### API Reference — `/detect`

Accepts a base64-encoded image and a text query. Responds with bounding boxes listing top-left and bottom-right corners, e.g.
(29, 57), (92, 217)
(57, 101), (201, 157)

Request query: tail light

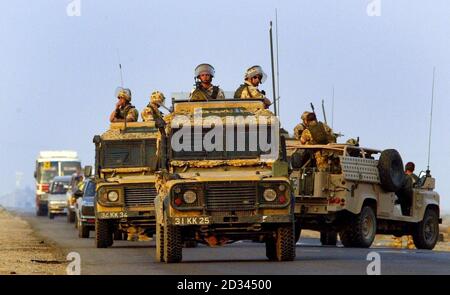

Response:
(41, 183), (50, 193)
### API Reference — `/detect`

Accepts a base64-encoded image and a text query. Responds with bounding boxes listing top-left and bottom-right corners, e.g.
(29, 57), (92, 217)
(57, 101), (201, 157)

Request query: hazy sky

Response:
(1, 0), (449, 211)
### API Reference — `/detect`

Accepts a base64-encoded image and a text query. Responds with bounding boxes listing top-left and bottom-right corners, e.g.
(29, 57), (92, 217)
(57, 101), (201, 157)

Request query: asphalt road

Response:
(21, 213), (450, 275)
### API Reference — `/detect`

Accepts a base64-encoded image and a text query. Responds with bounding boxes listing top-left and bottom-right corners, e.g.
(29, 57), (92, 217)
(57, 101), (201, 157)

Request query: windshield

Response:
(37, 162), (58, 183)
(61, 161), (81, 176)
(170, 125), (275, 161)
(50, 181), (69, 194)
(101, 139), (157, 169)
(84, 181), (96, 197)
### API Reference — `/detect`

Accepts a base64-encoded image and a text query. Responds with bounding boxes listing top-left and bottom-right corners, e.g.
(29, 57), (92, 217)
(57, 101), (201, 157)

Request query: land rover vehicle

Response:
(287, 141), (441, 249)
(75, 177), (96, 238)
(47, 175), (72, 219)
(92, 121), (161, 248)
(155, 98), (295, 263)
(34, 151), (81, 216)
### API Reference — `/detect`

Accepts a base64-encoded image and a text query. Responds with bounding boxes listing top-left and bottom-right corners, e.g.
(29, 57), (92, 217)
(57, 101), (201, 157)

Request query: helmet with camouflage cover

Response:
(244, 65), (267, 83)
(346, 138), (359, 146)
(115, 87), (132, 102)
(301, 111), (311, 122)
(194, 63), (215, 78)
(150, 91), (165, 106)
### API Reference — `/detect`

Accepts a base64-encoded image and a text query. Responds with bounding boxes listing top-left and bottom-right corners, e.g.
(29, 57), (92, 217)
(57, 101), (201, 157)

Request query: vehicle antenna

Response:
(117, 49), (124, 87)
(275, 9), (281, 117)
(331, 85), (335, 129)
(269, 21), (277, 116)
(426, 67), (436, 176)
(321, 99), (328, 124)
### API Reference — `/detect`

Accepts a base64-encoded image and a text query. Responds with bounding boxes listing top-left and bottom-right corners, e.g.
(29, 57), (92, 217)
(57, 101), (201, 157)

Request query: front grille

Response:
(205, 182), (257, 211)
(81, 205), (94, 216)
(124, 186), (157, 207)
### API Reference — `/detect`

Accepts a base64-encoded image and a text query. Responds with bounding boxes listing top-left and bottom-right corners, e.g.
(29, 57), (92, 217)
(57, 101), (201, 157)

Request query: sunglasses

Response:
(252, 75), (262, 80)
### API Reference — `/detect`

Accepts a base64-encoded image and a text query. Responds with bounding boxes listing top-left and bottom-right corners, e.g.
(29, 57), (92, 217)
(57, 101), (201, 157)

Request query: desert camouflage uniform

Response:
(190, 84), (225, 101)
(301, 121), (335, 171)
(112, 104), (139, 122)
(141, 104), (163, 122)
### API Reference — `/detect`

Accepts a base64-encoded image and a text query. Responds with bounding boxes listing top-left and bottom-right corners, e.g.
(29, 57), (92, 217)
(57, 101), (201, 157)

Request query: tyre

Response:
(294, 222), (302, 243)
(320, 231), (337, 246)
(413, 208), (439, 250)
(78, 222), (90, 239)
(67, 209), (75, 223)
(265, 223), (296, 261)
(163, 213), (182, 263)
(340, 206), (376, 248)
(114, 228), (123, 240)
(48, 212), (55, 219)
(155, 222), (165, 262)
(96, 219), (112, 248)
(377, 149), (405, 192)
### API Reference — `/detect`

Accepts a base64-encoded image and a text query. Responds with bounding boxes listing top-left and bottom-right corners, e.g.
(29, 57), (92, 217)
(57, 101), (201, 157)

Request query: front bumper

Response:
(168, 214), (293, 226)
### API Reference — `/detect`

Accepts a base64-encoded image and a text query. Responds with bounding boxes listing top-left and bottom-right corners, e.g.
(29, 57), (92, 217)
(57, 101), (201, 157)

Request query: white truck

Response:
(34, 151), (81, 216)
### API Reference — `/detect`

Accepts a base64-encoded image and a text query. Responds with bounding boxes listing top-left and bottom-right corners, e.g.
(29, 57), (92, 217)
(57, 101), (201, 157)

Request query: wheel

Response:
(114, 228), (123, 240)
(78, 221), (90, 238)
(320, 231), (337, 246)
(36, 205), (46, 216)
(163, 213), (182, 263)
(67, 209), (75, 223)
(155, 222), (165, 262)
(413, 208), (439, 250)
(48, 212), (54, 219)
(265, 223), (296, 261)
(340, 206), (376, 248)
(377, 149), (405, 192)
(96, 219), (113, 248)
(294, 222), (302, 243)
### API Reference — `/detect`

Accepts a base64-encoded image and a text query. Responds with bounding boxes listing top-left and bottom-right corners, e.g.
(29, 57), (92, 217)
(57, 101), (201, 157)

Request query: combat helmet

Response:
(245, 65), (267, 83)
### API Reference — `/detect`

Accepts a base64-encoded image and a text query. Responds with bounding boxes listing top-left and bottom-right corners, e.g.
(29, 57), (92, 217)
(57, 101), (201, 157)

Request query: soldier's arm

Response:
(110, 109), (119, 122)
(217, 89), (226, 99)
(126, 109), (139, 122)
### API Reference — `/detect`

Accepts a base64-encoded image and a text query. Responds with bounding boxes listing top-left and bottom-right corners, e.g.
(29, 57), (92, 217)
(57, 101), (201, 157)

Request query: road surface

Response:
(21, 213), (450, 275)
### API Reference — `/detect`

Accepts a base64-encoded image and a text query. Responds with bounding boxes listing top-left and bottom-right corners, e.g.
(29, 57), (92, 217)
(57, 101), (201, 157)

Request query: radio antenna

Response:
(331, 85), (335, 128)
(275, 9), (280, 117)
(269, 21), (277, 116)
(426, 67), (436, 175)
(117, 49), (124, 87)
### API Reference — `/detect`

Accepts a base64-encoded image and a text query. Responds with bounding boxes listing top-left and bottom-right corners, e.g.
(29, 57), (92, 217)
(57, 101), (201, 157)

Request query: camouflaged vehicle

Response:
(91, 121), (161, 248)
(286, 141), (441, 249)
(154, 98), (295, 263)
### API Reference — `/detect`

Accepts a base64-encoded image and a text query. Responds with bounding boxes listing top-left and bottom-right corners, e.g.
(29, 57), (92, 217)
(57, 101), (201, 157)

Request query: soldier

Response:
(405, 162), (419, 184)
(293, 111), (311, 139)
(300, 112), (336, 145)
(300, 112), (336, 171)
(189, 63), (225, 101)
(141, 91), (166, 128)
(234, 65), (271, 108)
(109, 87), (139, 123)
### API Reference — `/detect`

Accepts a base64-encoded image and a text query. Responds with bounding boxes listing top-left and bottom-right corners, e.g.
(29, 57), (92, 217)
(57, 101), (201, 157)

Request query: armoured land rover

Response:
(154, 98), (295, 263)
(91, 121), (161, 248)
(286, 141), (441, 249)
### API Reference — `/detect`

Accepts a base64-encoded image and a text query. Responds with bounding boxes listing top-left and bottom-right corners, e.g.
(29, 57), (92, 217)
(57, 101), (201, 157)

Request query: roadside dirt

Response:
(0, 207), (66, 275)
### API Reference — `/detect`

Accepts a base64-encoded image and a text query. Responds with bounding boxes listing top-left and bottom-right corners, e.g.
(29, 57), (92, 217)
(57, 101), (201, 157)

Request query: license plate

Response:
(173, 216), (210, 225)
(99, 212), (128, 219)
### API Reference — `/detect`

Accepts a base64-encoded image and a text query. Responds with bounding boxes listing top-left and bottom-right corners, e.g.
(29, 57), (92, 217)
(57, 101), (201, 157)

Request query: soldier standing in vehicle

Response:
(109, 87), (139, 122)
(141, 91), (166, 128)
(190, 63), (225, 101)
(293, 111), (311, 139)
(405, 162), (419, 185)
(234, 65), (271, 108)
(300, 112), (336, 171)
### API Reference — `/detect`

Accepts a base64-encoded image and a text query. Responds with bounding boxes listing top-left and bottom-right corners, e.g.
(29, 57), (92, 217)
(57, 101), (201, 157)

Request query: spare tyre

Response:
(377, 149), (405, 192)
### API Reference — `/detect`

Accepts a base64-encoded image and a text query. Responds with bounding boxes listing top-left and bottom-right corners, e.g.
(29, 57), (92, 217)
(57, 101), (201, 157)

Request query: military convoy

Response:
(89, 121), (161, 247)
(286, 141), (441, 249)
(78, 92), (441, 262)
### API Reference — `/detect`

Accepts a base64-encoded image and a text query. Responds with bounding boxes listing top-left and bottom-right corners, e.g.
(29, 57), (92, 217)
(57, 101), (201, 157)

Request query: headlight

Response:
(183, 190), (197, 204)
(107, 191), (119, 202)
(278, 184), (286, 192)
(263, 188), (277, 202)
